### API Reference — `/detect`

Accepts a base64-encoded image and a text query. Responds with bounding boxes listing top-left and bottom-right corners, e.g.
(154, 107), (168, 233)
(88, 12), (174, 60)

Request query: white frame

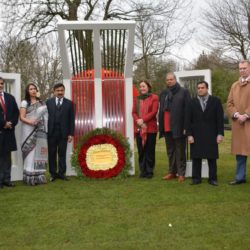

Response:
(58, 21), (136, 175)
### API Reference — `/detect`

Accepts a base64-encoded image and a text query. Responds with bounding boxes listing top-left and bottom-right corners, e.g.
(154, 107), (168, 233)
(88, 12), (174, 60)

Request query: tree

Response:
(133, 0), (193, 78)
(133, 56), (177, 95)
(204, 0), (250, 60)
(0, 36), (62, 99)
(0, 0), (193, 67)
(193, 50), (238, 103)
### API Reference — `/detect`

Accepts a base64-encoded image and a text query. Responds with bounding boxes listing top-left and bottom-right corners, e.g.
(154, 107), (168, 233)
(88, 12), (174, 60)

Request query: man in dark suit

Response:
(159, 72), (191, 183)
(46, 83), (75, 181)
(0, 77), (19, 189)
(186, 81), (224, 186)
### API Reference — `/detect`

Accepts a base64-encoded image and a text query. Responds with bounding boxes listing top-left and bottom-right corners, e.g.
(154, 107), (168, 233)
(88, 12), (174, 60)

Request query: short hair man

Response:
(186, 81), (224, 186)
(227, 60), (250, 185)
(158, 72), (191, 182)
(46, 83), (75, 181)
(0, 77), (19, 189)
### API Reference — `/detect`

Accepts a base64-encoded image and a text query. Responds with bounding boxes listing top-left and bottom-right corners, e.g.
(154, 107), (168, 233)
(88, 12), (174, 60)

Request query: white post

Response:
(93, 28), (103, 128)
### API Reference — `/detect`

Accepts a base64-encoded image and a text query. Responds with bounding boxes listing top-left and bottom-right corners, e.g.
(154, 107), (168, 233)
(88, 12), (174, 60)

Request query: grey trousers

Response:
(0, 152), (11, 184)
(164, 132), (186, 176)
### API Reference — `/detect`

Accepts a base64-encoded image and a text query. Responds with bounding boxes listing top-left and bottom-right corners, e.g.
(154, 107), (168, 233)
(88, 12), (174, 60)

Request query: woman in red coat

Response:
(132, 80), (159, 178)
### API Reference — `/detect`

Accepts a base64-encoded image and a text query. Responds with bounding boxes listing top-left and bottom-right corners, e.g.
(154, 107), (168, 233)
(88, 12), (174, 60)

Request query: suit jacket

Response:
(186, 95), (224, 159)
(0, 92), (19, 154)
(46, 97), (75, 138)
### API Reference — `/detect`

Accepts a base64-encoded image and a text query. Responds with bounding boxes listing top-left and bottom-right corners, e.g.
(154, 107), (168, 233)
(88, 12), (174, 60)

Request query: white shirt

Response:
(56, 97), (63, 105)
(0, 92), (5, 103)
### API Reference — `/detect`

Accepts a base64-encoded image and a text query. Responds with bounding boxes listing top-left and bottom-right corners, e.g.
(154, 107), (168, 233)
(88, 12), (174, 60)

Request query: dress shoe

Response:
(59, 175), (69, 181)
(190, 181), (201, 185)
(229, 180), (246, 185)
(178, 176), (185, 183)
(50, 176), (57, 182)
(162, 173), (177, 180)
(3, 182), (15, 187)
(208, 180), (218, 186)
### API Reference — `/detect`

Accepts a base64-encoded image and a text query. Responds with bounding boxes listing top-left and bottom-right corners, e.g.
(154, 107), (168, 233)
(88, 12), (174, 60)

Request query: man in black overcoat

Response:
(0, 77), (19, 189)
(159, 72), (191, 182)
(186, 81), (224, 186)
(46, 83), (75, 181)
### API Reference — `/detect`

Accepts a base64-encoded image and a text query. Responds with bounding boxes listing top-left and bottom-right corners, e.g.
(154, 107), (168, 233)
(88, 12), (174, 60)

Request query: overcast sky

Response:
(0, 0), (211, 67)
(173, 0), (212, 67)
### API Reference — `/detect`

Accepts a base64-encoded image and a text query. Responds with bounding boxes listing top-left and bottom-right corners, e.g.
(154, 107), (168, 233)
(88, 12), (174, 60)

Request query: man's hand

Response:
(238, 114), (247, 124)
(217, 135), (223, 144)
(68, 135), (73, 143)
(4, 121), (12, 129)
(188, 136), (194, 144)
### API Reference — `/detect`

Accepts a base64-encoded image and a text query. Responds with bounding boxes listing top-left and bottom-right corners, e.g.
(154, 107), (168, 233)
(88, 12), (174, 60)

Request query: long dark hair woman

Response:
(132, 80), (159, 178)
(20, 83), (48, 185)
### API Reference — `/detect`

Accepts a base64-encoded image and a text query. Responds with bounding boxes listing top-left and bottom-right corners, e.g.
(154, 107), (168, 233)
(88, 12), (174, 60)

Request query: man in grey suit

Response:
(0, 77), (19, 189)
(46, 83), (75, 181)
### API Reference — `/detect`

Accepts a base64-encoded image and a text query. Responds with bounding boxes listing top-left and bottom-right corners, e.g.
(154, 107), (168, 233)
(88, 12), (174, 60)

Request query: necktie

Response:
(201, 97), (206, 111)
(57, 98), (62, 109)
(0, 92), (6, 117)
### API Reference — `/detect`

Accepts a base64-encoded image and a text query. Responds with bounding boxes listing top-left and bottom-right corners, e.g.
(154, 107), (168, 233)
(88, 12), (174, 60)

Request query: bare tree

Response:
(0, 0), (193, 65)
(134, 0), (193, 78)
(204, 0), (250, 60)
(0, 35), (62, 100)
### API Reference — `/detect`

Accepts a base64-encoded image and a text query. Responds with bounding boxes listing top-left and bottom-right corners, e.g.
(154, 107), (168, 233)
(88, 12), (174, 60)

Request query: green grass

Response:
(1, 131), (250, 250)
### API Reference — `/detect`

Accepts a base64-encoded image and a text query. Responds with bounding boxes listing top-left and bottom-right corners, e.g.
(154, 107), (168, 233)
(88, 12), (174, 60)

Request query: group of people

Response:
(0, 60), (249, 188)
(133, 60), (250, 186)
(0, 81), (75, 188)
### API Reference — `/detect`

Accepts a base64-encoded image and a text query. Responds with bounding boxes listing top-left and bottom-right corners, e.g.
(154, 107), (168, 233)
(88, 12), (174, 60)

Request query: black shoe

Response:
(50, 176), (57, 182)
(208, 180), (218, 186)
(229, 180), (246, 185)
(59, 175), (69, 181)
(0, 185), (3, 189)
(3, 182), (15, 187)
(190, 181), (201, 185)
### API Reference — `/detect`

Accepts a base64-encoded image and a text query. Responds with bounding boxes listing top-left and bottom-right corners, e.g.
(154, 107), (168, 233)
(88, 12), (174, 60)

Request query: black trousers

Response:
(136, 133), (157, 177)
(48, 135), (68, 178)
(192, 158), (217, 183)
(0, 152), (11, 184)
(164, 132), (186, 176)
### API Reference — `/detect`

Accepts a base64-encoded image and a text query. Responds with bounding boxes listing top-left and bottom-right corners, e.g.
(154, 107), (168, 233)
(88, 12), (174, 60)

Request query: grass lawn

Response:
(0, 131), (250, 250)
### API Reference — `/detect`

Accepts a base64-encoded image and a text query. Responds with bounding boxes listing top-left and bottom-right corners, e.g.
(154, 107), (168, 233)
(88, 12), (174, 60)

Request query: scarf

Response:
(163, 83), (181, 111)
(136, 93), (152, 147)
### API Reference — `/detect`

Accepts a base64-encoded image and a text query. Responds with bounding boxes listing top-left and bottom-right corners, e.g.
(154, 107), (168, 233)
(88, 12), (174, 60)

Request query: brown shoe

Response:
(178, 176), (185, 183)
(162, 174), (177, 180)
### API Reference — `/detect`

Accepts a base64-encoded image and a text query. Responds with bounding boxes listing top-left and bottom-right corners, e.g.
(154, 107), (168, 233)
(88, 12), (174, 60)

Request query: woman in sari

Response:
(20, 83), (48, 185)
(132, 80), (159, 178)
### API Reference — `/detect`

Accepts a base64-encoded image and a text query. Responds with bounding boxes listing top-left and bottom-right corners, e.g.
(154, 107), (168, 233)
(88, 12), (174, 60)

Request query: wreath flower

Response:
(71, 128), (132, 178)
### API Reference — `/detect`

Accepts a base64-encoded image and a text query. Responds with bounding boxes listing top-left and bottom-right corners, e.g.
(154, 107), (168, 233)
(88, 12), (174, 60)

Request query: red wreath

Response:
(78, 134), (126, 178)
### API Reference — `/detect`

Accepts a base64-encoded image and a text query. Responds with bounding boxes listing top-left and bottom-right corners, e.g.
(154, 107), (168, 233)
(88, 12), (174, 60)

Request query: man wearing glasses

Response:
(0, 77), (19, 189)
